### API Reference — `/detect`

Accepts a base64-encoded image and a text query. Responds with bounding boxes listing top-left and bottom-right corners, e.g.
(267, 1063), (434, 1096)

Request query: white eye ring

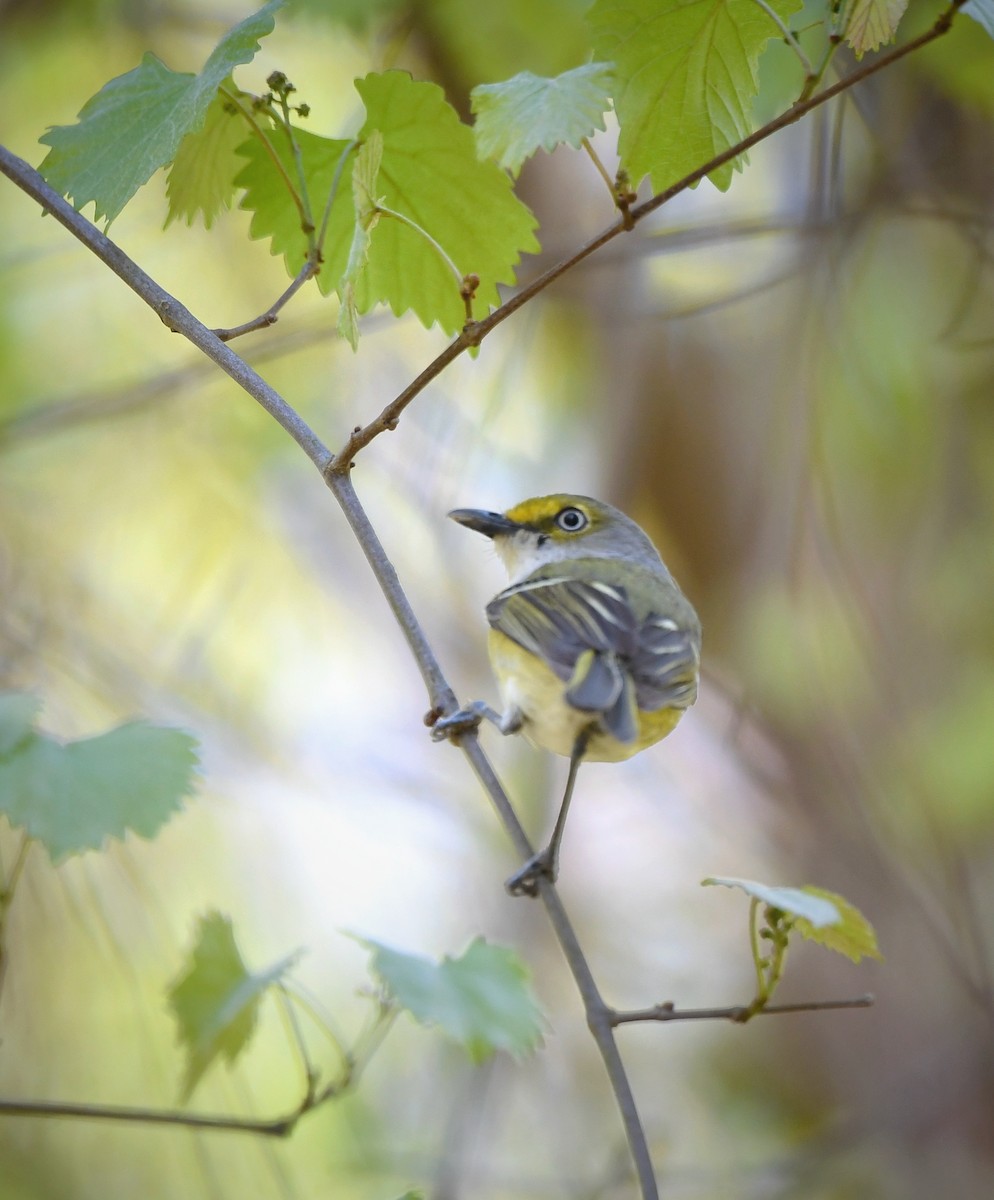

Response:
(556, 507), (588, 533)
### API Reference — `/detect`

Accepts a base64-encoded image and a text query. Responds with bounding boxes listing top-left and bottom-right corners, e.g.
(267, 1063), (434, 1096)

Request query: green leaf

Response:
(234, 129), (357, 292)
(169, 912), (298, 1100)
(38, 0), (283, 224)
(471, 63), (614, 176)
(360, 935), (544, 1063)
(352, 71), (539, 333)
(703, 876), (842, 928)
(962, 0), (994, 39)
(337, 131), (384, 348)
(793, 886), (883, 963)
(165, 84), (253, 229)
(0, 693), (42, 757)
(588, 0), (803, 193)
(843, 0), (909, 56)
(0, 720), (198, 862)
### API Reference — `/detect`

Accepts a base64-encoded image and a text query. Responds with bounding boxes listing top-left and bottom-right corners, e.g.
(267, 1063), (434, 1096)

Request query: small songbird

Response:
(435, 493), (701, 894)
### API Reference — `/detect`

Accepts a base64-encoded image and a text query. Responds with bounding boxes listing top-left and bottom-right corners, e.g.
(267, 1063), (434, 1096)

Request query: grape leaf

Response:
(169, 912), (299, 1100)
(703, 876), (842, 928)
(338, 131), (384, 348)
(234, 129), (357, 293)
(962, 0), (994, 38)
(471, 63), (614, 176)
(360, 935), (544, 1063)
(0, 720), (198, 862)
(588, 0), (802, 193)
(843, 0), (909, 56)
(793, 886), (883, 963)
(38, 0), (283, 224)
(0, 692), (42, 756)
(352, 71), (540, 333)
(165, 84), (254, 229)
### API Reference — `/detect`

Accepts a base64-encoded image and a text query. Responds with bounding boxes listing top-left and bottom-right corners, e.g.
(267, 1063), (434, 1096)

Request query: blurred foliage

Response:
(2, 1), (994, 1199)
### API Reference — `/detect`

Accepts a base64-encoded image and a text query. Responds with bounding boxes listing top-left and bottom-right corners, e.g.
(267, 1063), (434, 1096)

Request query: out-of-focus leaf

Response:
(793, 887), (883, 963)
(360, 935), (544, 1063)
(703, 876), (841, 927)
(169, 912), (299, 1100)
(0, 721), (198, 862)
(588, 0), (802, 192)
(0, 693), (42, 757)
(471, 63), (613, 175)
(843, 0), (909, 56)
(38, 0), (283, 223)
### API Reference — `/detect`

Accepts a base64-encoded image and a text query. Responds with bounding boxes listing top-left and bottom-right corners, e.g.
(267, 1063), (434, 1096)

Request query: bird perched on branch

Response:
(434, 493), (701, 895)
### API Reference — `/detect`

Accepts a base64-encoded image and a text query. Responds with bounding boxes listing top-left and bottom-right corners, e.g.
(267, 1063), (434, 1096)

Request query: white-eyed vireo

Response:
(436, 493), (701, 894)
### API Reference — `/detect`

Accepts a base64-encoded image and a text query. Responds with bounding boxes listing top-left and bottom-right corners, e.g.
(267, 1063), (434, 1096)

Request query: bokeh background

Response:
(2, 1), (994, 1197)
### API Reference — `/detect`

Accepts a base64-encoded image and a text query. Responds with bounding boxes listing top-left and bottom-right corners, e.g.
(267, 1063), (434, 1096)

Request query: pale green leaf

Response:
(361, 935), (544, 1062)
(165, 84), (253, 228)
(471, 63), (613, 176)
(234, 129), (357, 293)
(38, 0), (283, 223)
(843, 0), (909, 56)
(962, 0), (994, 39)
(588, 0), (803, 192)
(0, 693), (42, 757)
(0, 721), (198, 862)
(703, 876), (842, 928)
(352, 71), (540, 333)
(337, 131), (383, 348)
(169, 912), (298, 1100)
(793, 886), (883, 963)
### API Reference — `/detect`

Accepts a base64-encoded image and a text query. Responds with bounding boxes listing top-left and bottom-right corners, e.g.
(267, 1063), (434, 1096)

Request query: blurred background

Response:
(2, 0), (994, 1197)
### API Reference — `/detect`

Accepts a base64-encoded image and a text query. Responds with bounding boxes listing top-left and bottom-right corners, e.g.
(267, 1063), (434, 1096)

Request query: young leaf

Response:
(235, 129), (357, 291)
(792, 886), (883, 963)
(352, 71), (540, 334)
(0, 692), (42, 756)
(38, 0), (283, 224)
(471, 63), (614, 176)
(703, 876), (842, 928)
(588, 0), (803, 193)
(165, 84), (254, 228)
(0, 720), (198, 862)
(338, 131), (384, 348)
(169, 912), (299, 1100)
(360, 935), (544, 1063)
(842, 0), (909, 56)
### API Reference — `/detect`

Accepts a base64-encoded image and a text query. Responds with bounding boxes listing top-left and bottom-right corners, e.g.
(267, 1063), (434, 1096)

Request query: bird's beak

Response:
(448, 508), (521, 539)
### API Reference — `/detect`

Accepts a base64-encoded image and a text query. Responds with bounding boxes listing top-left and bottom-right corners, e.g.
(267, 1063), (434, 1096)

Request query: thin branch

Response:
(327, 0), (967, 470)
(0, 1097), (300, 1137)
(610, 995), (875, 1025)
(746, 0), (814, 78)
(213, 261), (318, 341)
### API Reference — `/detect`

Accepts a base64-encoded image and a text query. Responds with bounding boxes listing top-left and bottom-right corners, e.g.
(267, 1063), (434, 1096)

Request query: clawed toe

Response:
(430, 706), (484, 742)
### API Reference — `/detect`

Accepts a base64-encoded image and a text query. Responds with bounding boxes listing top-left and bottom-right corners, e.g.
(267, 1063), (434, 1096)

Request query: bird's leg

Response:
(505, 730), (590, 898)
(430, 700), (523, 742)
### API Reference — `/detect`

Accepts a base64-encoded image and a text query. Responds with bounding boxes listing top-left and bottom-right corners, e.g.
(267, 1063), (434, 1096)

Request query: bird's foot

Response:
(429, 700), (493, 742)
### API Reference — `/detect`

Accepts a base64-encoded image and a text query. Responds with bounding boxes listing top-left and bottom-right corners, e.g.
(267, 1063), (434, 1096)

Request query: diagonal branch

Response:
(328, 0), (967, 473)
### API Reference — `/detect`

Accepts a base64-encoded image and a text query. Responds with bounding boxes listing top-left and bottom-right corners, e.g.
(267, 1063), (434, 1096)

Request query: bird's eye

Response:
(555, 506), (588, 533)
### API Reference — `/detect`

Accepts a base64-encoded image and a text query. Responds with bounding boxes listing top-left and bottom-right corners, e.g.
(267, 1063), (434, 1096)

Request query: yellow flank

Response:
(487, 628), (685, 763)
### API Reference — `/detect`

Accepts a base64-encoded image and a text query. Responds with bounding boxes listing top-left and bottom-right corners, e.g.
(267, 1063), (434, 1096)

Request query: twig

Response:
(213, 261), (318, 341)
(327, 0), (967, 471)
(610, 994), (875, 1025)
(0, 1097), (301, 1136)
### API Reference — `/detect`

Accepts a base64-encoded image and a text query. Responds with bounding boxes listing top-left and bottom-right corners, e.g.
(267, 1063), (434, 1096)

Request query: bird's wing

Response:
(486, 575), (698, 741)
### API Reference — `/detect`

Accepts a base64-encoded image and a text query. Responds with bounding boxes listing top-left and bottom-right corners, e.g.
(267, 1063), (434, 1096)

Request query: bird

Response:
(434, 493), (701, 895)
